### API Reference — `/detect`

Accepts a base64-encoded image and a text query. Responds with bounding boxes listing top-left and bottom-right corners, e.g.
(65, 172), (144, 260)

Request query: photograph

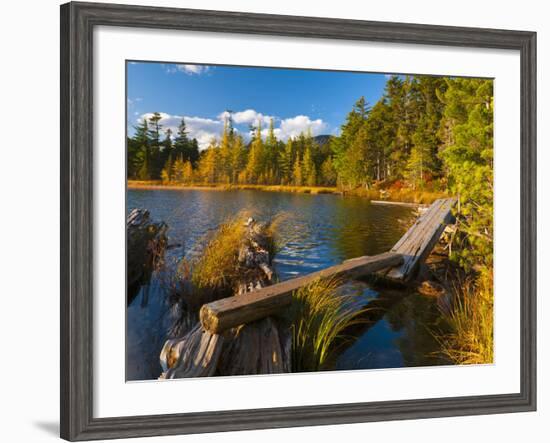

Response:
(125, 61), (494, 381)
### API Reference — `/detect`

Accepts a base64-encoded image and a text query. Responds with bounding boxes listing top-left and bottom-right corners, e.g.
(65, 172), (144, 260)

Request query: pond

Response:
(126, 188), (448, 381)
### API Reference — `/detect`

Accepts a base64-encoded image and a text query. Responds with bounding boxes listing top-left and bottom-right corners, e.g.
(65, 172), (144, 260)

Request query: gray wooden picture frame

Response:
(60, 2), (537, 441)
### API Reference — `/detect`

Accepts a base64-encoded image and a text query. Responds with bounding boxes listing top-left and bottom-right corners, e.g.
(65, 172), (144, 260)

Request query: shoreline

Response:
(127, 181), (448, 204)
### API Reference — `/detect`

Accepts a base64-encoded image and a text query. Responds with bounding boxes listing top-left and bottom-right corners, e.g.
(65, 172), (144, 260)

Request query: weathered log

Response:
(160, 323), (224, 379)
(160, 217), (289, 378)
(370, 200), (428, 208)
(127, 208), (168, 305)
(200, 251), (403, 334)
(378, 198), (456, 282)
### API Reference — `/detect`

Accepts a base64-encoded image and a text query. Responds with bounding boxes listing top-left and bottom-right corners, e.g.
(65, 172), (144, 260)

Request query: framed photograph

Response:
(60, 1), (536, 441)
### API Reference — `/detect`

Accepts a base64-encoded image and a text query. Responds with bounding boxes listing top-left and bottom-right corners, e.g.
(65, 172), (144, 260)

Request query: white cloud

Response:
(163, 64), (210, 75)
(218, 109), (275, 127)
(276, 115), (327, 140)
(137, 109), (329, 149)
(138, 112), (222, 149)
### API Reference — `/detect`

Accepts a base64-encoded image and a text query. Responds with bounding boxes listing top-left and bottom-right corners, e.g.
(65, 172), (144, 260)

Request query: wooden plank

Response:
(200, 251), (403, 333)
(384, 198), (456, 281)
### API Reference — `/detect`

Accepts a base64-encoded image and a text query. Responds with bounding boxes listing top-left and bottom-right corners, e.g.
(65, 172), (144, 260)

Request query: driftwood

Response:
(158, 199), (457, 377)
(378, 198), (456, 282)
(127, 208), (168, 305)
(200, 252), (403, 334)
(159, 217), (288, 378)
(159, 323), (224, 378)
(370, 200), (428, 208)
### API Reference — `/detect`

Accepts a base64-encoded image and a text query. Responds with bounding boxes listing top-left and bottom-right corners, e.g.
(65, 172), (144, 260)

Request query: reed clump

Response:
(289, 277), (367, 372)
(170, 211), (281, 326)
(190, 216), (248, 293)
(439, 271), (493, 365)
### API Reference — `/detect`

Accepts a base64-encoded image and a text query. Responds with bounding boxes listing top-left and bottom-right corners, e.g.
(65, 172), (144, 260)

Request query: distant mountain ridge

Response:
(313, 135), (333, 146)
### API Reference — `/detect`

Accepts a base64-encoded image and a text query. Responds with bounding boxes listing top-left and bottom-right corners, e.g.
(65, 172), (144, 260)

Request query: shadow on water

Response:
(334, 281), (450, 371)
(126, 189), (446, 380)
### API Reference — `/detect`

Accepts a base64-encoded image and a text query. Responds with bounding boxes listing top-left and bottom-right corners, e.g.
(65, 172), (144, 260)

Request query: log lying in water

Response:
(160, 217), (289, 378)
(377, 198), (456, 282)
(200, 251), (403, 334)
(370, 200), (428, 208)
(127, 208), (168, 305)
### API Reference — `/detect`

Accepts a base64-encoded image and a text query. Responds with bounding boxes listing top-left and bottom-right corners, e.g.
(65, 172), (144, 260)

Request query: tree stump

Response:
(127, 208), (168, 305)
(159, 217), (290, 378)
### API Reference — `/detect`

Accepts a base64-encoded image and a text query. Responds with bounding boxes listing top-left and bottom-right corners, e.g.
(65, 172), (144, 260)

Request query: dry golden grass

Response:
(190, 215), (248, 292)
(128, 180), (447, 204)
(439, 271), (494, 365)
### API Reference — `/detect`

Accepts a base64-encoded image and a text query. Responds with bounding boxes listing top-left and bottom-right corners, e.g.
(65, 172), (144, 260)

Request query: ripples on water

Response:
(126, 189), (447, 380)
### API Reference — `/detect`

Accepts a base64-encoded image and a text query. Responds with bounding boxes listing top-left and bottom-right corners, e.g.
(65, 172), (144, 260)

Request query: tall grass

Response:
(289, 277), (367, 372)
(190, 215), (248, 293)
(171, 210), (282, 319)
(439, 271), (493, 365)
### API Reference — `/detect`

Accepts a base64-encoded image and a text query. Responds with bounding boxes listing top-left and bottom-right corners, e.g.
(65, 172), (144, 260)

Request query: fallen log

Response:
(370, 200), (428, 208)
(200, 251), (403, 334)
(378, 198), (456, 282)
(160, 217), (289, 378)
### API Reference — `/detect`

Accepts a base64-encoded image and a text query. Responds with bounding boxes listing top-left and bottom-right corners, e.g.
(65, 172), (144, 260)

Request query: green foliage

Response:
(439, 78), (493, 269)
(302, 146), (317, 186)
(127, 80), (493, 272)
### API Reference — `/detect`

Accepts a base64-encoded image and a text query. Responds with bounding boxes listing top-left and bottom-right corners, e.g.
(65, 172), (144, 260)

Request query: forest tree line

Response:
(128, 75), (491, 191)
(128, 75), (493, 268)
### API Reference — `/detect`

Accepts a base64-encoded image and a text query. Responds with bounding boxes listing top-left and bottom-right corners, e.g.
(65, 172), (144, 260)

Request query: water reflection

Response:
(126, 189), (447, 380)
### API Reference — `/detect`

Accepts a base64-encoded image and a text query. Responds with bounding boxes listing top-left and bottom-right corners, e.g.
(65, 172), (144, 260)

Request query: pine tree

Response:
(264, 118), (280, 183)
(198, 141), (220, 183)
(161, 155), (173, 183)
(219, 117), (233, 183)
(292, 155), (302, 186)
(146, 112), (163, 179)
(174, 117), (200, 166)
(302, 146), (316, 186)
(320, 157), (337, 186)
(439, 78), (493, 269)
(231, 136), (246, 184)
(279, 139), (294, 185)
(130, 117), (150, 179)
(332, 97), (371, 187)
(136, 145), (151, 180)
(245, 121), (264, 183)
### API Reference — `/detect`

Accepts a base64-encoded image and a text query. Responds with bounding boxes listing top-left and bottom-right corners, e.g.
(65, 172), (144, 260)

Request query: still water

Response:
(127, 188), (447, 380)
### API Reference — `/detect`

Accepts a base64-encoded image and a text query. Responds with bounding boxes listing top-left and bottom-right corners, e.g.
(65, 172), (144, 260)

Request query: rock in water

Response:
(127, 208), (168, 305)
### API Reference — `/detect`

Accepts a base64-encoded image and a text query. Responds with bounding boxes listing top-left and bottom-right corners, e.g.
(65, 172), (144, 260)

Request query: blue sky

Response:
(127, 61), (389, 149)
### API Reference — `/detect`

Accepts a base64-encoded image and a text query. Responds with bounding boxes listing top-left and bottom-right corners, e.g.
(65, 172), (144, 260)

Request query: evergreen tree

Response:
(174, 118), (199, 165)
(146, 112), (163, 179)
(198, 140), (220, 183)
(279, 139), (294, 185)
(231, 135), (247, 184)
(320, 157), (337, 186)
(219, 117), (233, 183)
(332, 97), (371, 188)
(130, 117), (151, 180)
(302, 146), (316, 186)
(439, 78), (493, 269)
(245, 121), (264, 183)
(292, 155), (303, 186)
